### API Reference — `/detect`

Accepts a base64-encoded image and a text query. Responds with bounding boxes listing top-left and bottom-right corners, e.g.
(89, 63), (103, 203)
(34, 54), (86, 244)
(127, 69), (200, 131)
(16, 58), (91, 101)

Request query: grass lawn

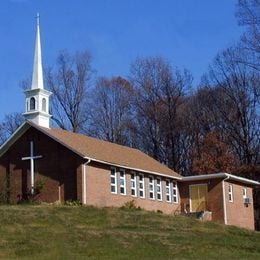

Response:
(0, 205), (259, 259)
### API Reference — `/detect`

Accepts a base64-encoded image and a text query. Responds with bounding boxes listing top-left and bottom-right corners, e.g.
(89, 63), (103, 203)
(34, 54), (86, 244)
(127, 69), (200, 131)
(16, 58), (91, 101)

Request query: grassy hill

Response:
(0, 205), (259, 259)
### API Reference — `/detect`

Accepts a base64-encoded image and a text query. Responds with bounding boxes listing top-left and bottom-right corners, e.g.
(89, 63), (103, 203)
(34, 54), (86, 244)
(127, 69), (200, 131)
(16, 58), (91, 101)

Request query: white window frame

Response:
(139, 173), (145, 198)
(242, 187), (247, 199)
(110, 167), (117, 194)
(149, 175), (155, 200)
(119, 169), (126, 195)
(172, 182), (179, 204)
(228, 184), (233, 202)
(156, 177), (162, 201)
(165, 179), (171, 203)
(131, 172), (137, 197)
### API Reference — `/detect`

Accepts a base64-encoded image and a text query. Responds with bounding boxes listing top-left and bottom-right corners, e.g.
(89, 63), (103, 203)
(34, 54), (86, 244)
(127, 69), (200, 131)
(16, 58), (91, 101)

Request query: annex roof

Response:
(181, 172), (260, 186)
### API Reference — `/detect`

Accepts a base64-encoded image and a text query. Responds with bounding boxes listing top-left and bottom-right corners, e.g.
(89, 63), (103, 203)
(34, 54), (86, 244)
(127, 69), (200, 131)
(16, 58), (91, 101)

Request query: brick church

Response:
(0, 15), (259, 230)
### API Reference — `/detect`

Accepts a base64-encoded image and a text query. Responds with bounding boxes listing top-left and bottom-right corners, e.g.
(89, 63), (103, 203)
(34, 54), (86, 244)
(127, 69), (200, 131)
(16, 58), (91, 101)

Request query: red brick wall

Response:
(85, 162), (180, 214)
(225, 180), (255, 230)
(0, 127), (83, 203)
(179, 179), (225, 223)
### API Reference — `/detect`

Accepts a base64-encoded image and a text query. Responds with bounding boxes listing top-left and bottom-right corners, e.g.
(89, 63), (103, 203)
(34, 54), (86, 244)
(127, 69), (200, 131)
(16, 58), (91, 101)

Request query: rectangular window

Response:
(149, 176), (155, 200)
(156, 178), (162, 201)
(139, 174), (145, 198)
(119, 169), (126, 195)
(165, 180), (171, 202)
(242, 187), (247, 199)
(172, 182), (179, 203)
(228, 184), (233, 202)
(110, 168), (117, 194)
(131, 172), (137, 197)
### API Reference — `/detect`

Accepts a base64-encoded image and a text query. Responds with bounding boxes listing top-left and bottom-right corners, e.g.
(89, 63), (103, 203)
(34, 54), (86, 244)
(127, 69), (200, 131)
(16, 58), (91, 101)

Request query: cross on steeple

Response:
(21, 141), (43, 194)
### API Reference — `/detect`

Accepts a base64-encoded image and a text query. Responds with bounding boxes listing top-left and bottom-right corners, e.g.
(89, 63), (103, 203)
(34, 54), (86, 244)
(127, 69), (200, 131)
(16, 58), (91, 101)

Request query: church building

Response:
(0, 15), (259, 230)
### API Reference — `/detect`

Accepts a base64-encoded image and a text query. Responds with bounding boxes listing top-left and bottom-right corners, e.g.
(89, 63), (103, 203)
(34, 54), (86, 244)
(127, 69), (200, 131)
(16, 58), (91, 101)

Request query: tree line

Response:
(0, 0), (259, 178)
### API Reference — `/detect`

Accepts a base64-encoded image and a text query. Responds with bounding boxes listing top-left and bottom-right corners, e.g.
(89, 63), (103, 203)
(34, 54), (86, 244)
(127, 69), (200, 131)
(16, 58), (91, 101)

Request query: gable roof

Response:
(0, 121), (181, 179)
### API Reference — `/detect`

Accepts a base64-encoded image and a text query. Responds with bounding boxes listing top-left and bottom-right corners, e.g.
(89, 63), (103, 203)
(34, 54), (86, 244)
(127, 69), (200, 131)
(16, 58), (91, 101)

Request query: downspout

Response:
(82, 159), (91, 205)
(222, 175), (230, 225)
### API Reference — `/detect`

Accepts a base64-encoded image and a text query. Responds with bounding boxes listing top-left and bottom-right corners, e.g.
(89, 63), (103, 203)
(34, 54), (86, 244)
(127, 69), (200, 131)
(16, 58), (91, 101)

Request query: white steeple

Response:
(23, 13), (52, 128)
(31, 13), (44, 90)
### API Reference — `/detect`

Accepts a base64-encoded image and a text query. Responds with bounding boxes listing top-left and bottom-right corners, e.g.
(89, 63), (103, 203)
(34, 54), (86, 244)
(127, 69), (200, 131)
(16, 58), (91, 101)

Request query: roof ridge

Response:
(49, 128), (178, 172)
(49, 127), (144, 153)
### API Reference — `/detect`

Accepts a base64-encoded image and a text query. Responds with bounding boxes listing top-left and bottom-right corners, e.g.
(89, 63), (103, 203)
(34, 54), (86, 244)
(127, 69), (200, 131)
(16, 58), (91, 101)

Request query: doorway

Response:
(189, 184), (208, 212)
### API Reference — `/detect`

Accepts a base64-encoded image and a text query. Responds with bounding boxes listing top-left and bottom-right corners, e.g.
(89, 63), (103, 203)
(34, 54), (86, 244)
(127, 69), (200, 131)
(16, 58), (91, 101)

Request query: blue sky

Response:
(0, 0), (243, 120)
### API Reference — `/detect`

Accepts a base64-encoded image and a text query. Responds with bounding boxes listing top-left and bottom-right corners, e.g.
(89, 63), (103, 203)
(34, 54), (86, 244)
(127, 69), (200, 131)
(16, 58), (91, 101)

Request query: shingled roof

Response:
(0, 121), (180, 179)
(42, 126), (181, 179)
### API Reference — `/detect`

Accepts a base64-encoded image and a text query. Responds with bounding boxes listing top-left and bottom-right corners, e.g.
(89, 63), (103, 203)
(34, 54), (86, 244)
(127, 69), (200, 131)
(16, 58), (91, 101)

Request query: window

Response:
(165, 180), (171, 202)
(139, 174), (145, 198)
(149, 176), (155, 200)
(42, 98), (47, 112)
(242, 187), (247, 199)
(30, 97), (36, 110)
(172, 182), (179, 203)
(156, 178), (162, 201)
(228, 184), (233, 202)
(110, 168), (117, 194)
(119, 169), (126, 195)
(131, 173), (137, 197)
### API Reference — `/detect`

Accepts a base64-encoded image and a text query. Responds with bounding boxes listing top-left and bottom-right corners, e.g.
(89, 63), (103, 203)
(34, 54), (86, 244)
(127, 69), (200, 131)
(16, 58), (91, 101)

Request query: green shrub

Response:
(18, 178), (46, 204)
(64, 200), (82, 206)
(120, 200), (141, 210)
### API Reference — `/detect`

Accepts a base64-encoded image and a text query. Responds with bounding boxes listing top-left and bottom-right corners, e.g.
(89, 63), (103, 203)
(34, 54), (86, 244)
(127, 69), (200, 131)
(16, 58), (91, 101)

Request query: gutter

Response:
(181, 172), (260, 186)
(181, 173), (227, 181)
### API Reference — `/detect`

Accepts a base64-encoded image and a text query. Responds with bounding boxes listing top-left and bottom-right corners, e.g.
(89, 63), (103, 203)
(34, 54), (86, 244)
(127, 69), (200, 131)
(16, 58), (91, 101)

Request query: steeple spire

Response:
(23, 14), (52, 128)
(31, 12), (43, 89)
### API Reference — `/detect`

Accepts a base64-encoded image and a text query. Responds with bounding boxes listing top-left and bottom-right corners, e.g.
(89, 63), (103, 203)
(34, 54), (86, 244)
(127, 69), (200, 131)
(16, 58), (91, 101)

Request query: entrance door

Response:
(189, 184), (208, 212)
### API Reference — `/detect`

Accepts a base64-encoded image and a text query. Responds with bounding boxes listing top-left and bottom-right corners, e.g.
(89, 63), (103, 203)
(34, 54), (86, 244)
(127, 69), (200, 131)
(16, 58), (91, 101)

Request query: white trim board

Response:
(181, 173), (260, 186)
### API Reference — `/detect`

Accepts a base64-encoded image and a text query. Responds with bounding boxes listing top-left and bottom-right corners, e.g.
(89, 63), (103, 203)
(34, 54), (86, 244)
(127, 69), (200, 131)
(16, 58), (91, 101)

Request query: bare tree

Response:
(207, 47), (260, 168)
(236, 0), (260, 71)
(130, 57), (192, 173)
(88, 76), (135, 146)
(0, 113), (24, 145)
(130, 57), (170, 161)
(46, 50), (93, 132)
(157, 68), (192, 172)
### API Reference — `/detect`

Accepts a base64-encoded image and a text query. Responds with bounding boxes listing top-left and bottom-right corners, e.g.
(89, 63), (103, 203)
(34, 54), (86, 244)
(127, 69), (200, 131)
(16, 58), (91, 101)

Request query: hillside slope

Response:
(0, 205), (259, 259)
